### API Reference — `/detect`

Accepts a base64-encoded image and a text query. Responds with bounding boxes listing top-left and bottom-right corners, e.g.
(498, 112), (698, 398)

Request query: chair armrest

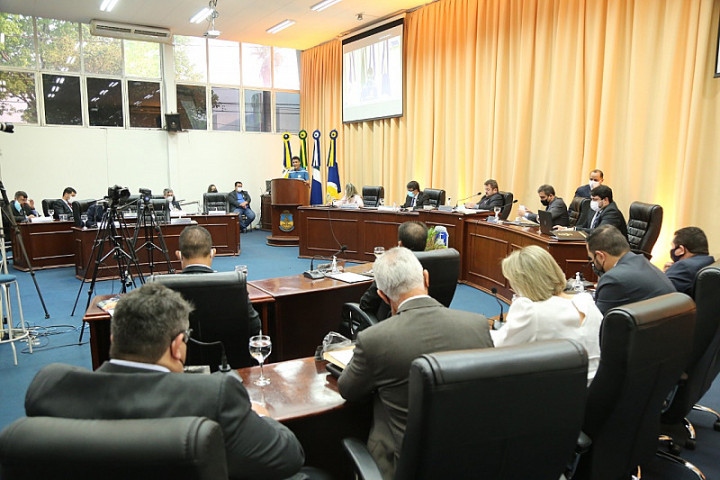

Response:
(566, 431), (592, 479)
(342, 437), (384, 480)
(341, 303), (379, 339)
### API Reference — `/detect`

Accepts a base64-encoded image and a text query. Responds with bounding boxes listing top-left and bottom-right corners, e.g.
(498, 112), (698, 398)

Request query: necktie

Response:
(590, 211), (600, 229)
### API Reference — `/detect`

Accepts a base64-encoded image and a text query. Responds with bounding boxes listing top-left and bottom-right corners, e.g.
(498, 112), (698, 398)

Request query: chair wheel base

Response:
(684, 438), (696, 450)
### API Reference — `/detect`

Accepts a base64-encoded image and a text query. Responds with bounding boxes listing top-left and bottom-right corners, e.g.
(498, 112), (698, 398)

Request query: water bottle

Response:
(435, 226), (449, 247)
(573, 272), (584, 293)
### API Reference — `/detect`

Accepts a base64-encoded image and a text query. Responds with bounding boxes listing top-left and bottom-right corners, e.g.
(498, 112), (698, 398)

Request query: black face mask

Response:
(591, 256), (605, 277)
(670, 247), (683, 263)
(540, 199), (550, 207)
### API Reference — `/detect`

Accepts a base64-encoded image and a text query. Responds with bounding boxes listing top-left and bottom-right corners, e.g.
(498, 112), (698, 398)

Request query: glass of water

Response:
(81, 213), (88, 229)
(249, 335), (272, 386)
(373, 246), (385, 259)
(48, 208), (54, 219)
(493, 206), (502, 221)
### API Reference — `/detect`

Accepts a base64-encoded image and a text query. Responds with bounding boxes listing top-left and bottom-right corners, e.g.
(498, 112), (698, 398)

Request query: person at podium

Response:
(287, 156), (309, 183)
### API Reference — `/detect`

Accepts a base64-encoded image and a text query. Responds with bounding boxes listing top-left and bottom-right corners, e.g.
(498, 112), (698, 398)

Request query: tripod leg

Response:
(12, 228), (50, 318)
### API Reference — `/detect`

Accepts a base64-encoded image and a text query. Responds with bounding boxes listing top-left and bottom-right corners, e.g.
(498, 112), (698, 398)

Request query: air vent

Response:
(90, 20), (172, 43)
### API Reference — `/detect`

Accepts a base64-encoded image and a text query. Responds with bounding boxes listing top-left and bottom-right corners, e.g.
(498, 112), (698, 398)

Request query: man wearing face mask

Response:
(663, 226), (715, 295)
(564, 185), (627, 237)
(227, 181), (255, 233)
(518, 184), (569, 227)
(573, 169), (604, 200)
(51, 187), (76, 220)
(12, 191), (38, 223)
(401, 180), (429, 210)
(163, 188), (181, 211)
(586, 225), (675, 315)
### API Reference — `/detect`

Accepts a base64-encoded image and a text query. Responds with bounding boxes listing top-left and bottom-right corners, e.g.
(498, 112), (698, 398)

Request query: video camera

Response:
(0, 122), (14, 134)
(107, 185), (130, 206)
(139, 188), (152, 204)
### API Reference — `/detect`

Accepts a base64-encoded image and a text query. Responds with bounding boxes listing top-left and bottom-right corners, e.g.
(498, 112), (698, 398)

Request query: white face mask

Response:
(589, 180), (600, 190)
(590, 200), (601, 212)
(167, 195), (174, 202)
(236, 187), (243, 193)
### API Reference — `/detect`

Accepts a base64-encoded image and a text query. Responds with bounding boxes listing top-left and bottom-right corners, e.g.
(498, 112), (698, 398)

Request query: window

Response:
(37, 18), (80, 73)
(242, 43), (271, 88)
(128, 80), (161, 128)
(275, 92), (300, 133)
(177, 84), (207, 130)
(43, 74), (81, 125)
(87, 77), (123, 127)
(0, 71), (37, 124)
(175, 35), (207, 83)
(211, 87), (240, 131)
(0, 13), (37, 68)
(82, 24), (122, 76)
(208, 39), (240, 85)
(125, 40), (161, 79)
(244, 89), (271, 132)
(273, 47), (300, 90)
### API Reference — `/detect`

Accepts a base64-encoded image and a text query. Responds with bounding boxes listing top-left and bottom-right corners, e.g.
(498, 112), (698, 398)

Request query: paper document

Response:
(323, 346), (355, 369)
(324, 272), (371, 284)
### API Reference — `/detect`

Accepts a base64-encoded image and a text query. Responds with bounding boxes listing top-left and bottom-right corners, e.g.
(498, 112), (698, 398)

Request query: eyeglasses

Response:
(175, 328), (193, 344)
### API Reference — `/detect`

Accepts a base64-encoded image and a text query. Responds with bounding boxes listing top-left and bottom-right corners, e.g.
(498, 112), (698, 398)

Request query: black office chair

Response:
(41, 199), (59, 217)
(570, 293), (696, 480)
(71, 199), (97, 227)
(203, 193), (229, 213)
(499, 191), (514, 220)
(626, 201), (663, 259)
(148, 271), (255, 370)
(344, 340), (588, 480)
(0, 416), (228, 480)
(423, 188), (446, 208)
(568, 196), (590, 228)
(139, 199), (170, 224)
(362, 186), (385, 207)
(340, 249), (461, 338)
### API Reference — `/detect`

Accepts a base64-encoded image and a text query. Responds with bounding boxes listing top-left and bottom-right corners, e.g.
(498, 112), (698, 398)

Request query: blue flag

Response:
(326, 129), (341, 200)
(310, 130), (323, 205)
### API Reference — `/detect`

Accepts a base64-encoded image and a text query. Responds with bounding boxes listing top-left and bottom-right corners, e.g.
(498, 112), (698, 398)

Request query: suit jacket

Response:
(338, 296), (493, 480)
(574, 184), (591, 199)
(476, 192), (504, 210)
(594, 251), (676, 315)
(665, 254), (715, 296)
(25, 362), (305, 480)
(576, 201), (628, 237)
(228, 190), (253, 210)
(51, 198), (73, 220)
(401, 191), (429, 209)
(526, 196), (569, 226)
(181, 265), (261, 335)
(12, 202), (35, 223)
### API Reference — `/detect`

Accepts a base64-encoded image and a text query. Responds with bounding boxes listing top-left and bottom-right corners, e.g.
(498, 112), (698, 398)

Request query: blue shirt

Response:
(288, 169), (309, 181)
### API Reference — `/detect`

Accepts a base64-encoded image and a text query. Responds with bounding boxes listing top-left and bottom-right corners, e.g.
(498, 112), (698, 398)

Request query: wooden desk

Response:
(238, 357), (371, 479)
(188, 214), (240, 256)
(11, 221), (75, 271)
(249, 264), (373, 362)
(462, 219), (596, 302)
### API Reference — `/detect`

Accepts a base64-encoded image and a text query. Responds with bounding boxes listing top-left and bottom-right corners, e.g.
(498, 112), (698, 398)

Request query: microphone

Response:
(188, 337), (232, 373)
(305, 245), (347, 279)
(179, 200), (198, 206)
(491, 287), (505, 330)
(455, 192), (483, 207)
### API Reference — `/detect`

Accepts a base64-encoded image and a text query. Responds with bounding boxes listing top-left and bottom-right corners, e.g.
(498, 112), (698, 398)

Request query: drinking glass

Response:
(373, 246), (385, 259)
(80, 214), (88, 229)
(493, 206), (502, 221)
(48, 208), (54, 219)
(249, 335), (272, 386)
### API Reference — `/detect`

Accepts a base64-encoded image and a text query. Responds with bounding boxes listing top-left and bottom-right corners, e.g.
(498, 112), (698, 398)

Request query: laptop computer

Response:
(538, 210), (588, 241)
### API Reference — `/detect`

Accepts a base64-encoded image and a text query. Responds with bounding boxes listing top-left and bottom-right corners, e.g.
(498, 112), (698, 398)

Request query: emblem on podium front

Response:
(279, 210), (294, 232)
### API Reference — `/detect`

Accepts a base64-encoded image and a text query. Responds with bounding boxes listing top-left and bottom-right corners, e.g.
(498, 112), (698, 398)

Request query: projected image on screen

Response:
(342, 20), (404, 123)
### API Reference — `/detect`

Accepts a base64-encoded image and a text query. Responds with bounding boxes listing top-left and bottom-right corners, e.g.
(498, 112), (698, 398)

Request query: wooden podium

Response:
(267, 178), (310, 246)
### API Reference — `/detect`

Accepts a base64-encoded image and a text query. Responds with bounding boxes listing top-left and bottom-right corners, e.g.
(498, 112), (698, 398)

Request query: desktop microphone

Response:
(455, 192), (482, 207)
(188, 337), (232, 373)
(491, 287), (505, 330)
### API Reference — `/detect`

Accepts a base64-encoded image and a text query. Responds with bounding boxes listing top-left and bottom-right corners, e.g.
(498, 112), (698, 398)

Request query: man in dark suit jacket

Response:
(163, 188), (182, 210)
(572, 185), (627, 237)
(51, 186), (76, 220)
(518, 184), (569, 226)
(227, 181), (256, 232)
(573, 169), (604, 199)
(466, 178), (504, 210)
(24, 283), (305, 480)
(12, 190), (37, 223)
(664, 226), (715, 295)
(401, 180), (429, 209)
(339, 247), (493, 480)
(587, 225), (675, 315)
(176, 225), (261, 334)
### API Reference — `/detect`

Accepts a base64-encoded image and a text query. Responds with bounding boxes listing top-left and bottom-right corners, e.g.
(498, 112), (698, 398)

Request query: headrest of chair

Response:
(149, 270), (246, 289)
(628, 201), (662, 223)
(414, 248), (460, 264)
(204, 192), (227, 203)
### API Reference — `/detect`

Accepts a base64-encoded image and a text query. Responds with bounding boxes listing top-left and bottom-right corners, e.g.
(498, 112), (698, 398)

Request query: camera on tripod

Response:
(107, 185), (130, 206)
(139, 188), (152, 204)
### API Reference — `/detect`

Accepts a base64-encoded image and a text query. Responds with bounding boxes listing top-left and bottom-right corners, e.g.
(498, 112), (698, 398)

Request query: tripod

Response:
(71, 200), (144, 343)
(131, 200), (174, 276)
(0, 180), (50, 319)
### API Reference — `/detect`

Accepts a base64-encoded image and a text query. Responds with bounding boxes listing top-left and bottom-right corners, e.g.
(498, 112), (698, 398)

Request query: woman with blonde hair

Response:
(494, 245), (601, 382)
(334, 182), (364, 207)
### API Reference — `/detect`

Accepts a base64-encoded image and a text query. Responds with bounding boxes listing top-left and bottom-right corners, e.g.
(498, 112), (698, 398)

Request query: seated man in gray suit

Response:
(587, 225), (675, 315)
(176, 225), (261, 335)
(24, 283), (305, 480)
(338, 247), (493, 480)
(560, 185), (627, 237)
(663, 226), (715, 295)
(518, 184), (569, 227)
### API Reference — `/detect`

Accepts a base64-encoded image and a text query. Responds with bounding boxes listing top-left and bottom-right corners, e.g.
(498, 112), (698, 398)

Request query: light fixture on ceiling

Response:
(200, 0), (221, 38)
(310, 0), (342, 12)
(100, 0), (120, 12)
(266, 19), (295, 34)
(190, 7), (212, 24)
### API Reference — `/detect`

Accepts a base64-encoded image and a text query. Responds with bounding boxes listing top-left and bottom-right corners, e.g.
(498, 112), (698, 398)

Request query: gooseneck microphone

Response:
(189, 337), (231, 372)
(455, 192), (482, 207)
(491, 287), (505, 330)
(305, 245), (347, 279)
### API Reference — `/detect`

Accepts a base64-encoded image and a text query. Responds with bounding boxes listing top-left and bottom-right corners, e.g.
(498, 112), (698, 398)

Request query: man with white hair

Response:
(338, 247), (493, 480)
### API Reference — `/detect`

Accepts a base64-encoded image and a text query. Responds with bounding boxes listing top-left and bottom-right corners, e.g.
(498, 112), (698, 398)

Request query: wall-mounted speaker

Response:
(165, 114), (181, 132)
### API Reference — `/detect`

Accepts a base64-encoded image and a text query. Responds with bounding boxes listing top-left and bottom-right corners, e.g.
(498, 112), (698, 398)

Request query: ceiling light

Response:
(100, 0), (120, 12)
(190, 7), (212, 24)
(266, 19), (295, 34)
(310, 0), (342, 12)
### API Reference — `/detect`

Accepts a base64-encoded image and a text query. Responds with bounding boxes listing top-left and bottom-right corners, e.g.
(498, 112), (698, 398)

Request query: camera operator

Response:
(12, 191), (38, 223)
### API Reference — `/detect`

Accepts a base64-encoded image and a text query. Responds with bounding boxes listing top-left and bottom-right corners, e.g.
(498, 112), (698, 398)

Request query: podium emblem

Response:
(279, 210), (294, 232)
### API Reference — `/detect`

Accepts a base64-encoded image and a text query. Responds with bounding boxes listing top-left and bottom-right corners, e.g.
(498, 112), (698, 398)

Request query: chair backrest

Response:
(414, 248), (460, 307)
(361, 186), (385, 207)
(423, 188), (446, 208)
(580, 293), (695, 480)
(0, 416), (228, 480)
(663, 259), (720, 423)
(394, 340), (588, 480)
(568, 196), (590, 228)
(203, 192), (229, 213)
(626, 201), (663, 258)
(140, 199), (170, 224)
(41, 199), (57, 217)
(148, 271), (254, 370)
(499, 191), (513, 220)
(71, 199), (97, 227)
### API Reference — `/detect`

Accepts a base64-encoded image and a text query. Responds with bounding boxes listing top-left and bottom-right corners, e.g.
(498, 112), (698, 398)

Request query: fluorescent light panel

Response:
(266, 19), (295, 34)
(100, 0), (119, 12)
(190, 7), (212, 24)
(310, 0), (342, 12)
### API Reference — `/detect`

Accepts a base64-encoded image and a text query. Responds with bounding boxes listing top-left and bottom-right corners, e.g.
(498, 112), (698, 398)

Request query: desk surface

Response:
(249, 263), (372, 298)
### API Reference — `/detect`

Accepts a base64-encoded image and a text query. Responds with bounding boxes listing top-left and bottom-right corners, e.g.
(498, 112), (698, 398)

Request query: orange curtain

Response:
(301, 0), (720, 263)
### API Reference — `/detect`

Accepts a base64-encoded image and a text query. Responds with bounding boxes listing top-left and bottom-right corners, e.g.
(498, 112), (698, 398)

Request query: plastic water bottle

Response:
(435, 226), (449, 247)
(573, 272), (584, 293)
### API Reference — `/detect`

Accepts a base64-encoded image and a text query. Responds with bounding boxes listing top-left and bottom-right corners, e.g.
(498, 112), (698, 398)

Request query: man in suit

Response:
(12, 190), (37, 223)
(664, 226), (715, 295)
(338, 247), (493, 480)
(163, 188), (181, 211)
(567, 185), (627, 237)
(401, 180), (429, 209)
(518, 184), (569, 226)
(587, 225), (675, 315)
(51, 187), (76, 220)
(176, 225), (261, 334)
(227, 181), (256, 233)
(573, 169), (604, 199)
(466, 178), (504, 210)
(24, 283), (305, 480)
